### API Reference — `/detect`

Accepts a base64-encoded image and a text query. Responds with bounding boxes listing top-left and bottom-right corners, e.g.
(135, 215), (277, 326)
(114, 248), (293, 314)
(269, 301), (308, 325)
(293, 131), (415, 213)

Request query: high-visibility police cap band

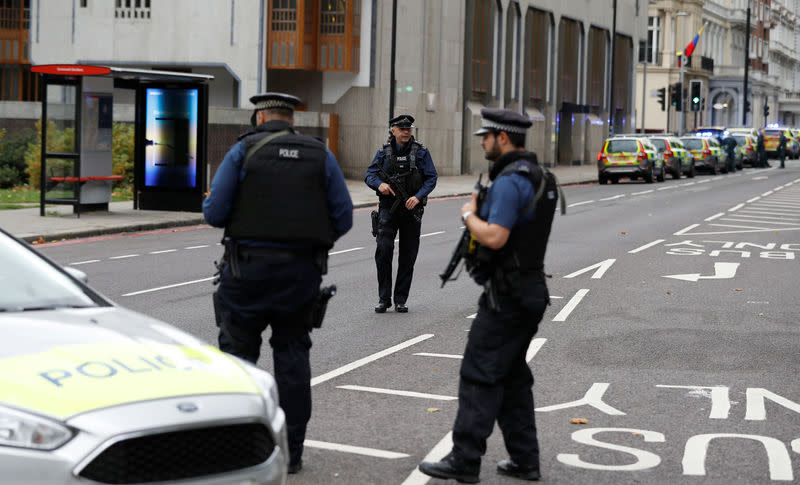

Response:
(473, 121), (528, 136)
(249, 92), (301, 112)
(390, 114), (415, 128)
(0, 342), (259, 419)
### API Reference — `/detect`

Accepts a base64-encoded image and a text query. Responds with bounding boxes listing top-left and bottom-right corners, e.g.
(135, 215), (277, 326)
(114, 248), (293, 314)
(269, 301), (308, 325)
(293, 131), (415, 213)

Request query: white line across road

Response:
(552, 289), (590, 322)
(675, 224), (700, 235)
(631, 189), (654, 195)
(413, 352), (463, 359)
(599, 194), (626, 201)
(150, 249), (177, 254)
(70, 259), (100, 266)
(329, 247), (363, 255)
(421, 231), (445, 238)
(705, 213), (725, 222)
(337, 385), (458, 401)
(109, 254), (139, 260)
(311, 334), (434, 386)
(629, 239), (665, 254)
(568, 200), (594, 208)
(728, 203), (745, 212)
(122, 277), (215, 297)
(304, 439), (409, 459)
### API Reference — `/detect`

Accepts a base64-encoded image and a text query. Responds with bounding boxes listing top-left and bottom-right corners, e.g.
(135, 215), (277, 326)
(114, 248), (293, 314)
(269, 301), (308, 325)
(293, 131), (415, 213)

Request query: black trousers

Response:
(213, 251), (320, 466)
(452, 287), (547, 469)
(375, 204), (421, 305)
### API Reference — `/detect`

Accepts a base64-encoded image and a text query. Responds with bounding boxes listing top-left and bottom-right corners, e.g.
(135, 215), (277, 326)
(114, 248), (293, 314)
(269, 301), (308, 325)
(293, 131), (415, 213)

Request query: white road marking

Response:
(721, 218), (799, 226)
(110, 254), (139, 259)
(150, 249), (177, 254)
(747, 196), (761, 203)
(568, 200), (595, 208)
(681, 182), (696, 186)
(599, 194), (626, 201)
(122, 277), (215, 296)
(338, 385), (457, 401)
(657, 186), (677, 191)
(553, 289), (590, 322)
(329, 247), (363, 255)
(709, 223), (785, 230)
(629, 239), (665, 254)
(739, 208), (800, 216)
(413, 353), (463, 359)
(631, 190), (654, 195)
(705, 213), (725, 222)
(401, 432), (453, 485)
(526, 338), (547, 363)
(696, 179), (711, 184)
(752, 176), (768, 180)
(663, 262), (739, 282)
(184, 245), (208, 249)
(466, 313), (476, 319)
(731, 213), (800, 221)
(564, 259), (615, 279)
(674, 224), (700, 235)
(421, 231), (445, 237)
(311, 334), (434, 386)
(304, 439), (409, 459)
(761, 190), (774, 197)
(70, 259), (100, 265)
(728, 203), (745, 212)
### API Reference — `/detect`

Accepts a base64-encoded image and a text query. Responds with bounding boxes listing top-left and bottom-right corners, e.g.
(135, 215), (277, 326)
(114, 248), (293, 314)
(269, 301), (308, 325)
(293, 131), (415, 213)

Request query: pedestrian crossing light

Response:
(690, 80), (702, 112)
(657, 87), (666, 111)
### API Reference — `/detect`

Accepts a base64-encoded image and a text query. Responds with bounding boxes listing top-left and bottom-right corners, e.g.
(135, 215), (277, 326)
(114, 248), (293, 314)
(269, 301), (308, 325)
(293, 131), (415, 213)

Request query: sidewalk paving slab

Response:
(2, 164), (597, 243)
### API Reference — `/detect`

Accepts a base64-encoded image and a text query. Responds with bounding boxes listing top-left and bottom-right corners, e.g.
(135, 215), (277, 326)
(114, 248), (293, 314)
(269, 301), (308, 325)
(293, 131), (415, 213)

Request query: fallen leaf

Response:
(632, 432), (641, 436)
(427, 408), (440, 413)
(570, 418), (589, 425)
(666, 291), (671, 295)
(34, 236), (45, 244)
(621, 232), (627, 235)
(734, 288), (743, 291)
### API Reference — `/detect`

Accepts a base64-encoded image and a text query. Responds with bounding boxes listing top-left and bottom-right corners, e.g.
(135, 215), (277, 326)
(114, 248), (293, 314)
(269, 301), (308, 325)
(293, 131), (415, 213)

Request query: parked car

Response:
(0, 228), (288, 484)
(646, 135), (695, 179)
(597, 136), (662, 184)
(680, 136), (724, 174)
(693, 126), (728, 143)
(731, 133), (756, 168)
(762, 127), (792, 157)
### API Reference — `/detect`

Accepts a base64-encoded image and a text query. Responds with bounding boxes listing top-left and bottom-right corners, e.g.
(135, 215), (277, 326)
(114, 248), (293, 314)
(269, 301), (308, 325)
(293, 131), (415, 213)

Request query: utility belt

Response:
(215, 238), (329, 281)
(473, 259), (547, 312)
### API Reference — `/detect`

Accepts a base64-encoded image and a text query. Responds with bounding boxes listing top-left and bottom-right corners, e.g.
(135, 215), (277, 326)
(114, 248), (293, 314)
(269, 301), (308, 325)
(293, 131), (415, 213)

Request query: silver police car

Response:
(0, 228), (288, 484)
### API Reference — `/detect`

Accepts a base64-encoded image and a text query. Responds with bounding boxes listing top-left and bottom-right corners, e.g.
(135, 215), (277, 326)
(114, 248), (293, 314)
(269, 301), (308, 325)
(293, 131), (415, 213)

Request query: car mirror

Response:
(64, 266), (89, 284)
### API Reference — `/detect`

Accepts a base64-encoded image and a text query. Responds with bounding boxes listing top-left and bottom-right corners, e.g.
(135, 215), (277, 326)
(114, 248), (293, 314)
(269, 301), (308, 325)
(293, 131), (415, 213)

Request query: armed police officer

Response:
(203, 92), (353, 474)
(419, 108), (559, 483)
(365, 114), (437, 313)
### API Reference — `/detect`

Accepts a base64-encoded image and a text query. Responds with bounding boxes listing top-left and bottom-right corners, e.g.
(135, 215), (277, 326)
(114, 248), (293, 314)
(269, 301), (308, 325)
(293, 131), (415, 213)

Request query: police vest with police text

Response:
(380, 139), (425, 200)
(226, 125), (334, 247)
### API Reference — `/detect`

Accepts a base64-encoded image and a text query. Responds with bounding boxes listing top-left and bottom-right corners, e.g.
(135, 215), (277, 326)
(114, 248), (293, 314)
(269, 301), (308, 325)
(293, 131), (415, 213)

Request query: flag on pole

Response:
(683, 25), (705, 58)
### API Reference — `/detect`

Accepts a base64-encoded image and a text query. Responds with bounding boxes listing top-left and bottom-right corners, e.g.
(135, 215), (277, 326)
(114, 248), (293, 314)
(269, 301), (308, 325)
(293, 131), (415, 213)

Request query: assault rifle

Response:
(439, 174), (487, 287)
(376, 166), (423, 223)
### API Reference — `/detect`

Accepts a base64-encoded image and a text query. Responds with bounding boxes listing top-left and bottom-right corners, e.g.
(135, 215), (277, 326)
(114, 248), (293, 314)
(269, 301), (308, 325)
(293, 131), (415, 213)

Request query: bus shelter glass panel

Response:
(44, 84), (77, 153)
(43, 157), (79, 201)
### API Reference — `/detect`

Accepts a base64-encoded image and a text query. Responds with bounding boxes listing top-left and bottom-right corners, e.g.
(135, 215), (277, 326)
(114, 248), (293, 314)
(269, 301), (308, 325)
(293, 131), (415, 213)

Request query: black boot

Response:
(374, 301), (391, 313)
(395, 302), (408, 313)
(418, 452), (479, 483)
(497, 459), (540, 481)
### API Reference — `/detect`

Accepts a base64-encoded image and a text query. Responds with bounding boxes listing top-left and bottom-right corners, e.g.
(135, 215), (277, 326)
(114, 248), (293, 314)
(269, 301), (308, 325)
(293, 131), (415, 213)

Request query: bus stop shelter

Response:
(32, 65), (212, 216)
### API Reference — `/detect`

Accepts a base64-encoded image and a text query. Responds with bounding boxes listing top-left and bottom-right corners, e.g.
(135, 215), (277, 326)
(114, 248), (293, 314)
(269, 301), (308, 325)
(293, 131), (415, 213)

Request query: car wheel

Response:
(656, 168), (665, 182)
(673, 164), (681, 179)
(710, 159), (717, 175)
(611, 176), (619, 184)
(599, 174), (608, 185)
(688, 165), (696, 178)
(644, 166), (654, 183)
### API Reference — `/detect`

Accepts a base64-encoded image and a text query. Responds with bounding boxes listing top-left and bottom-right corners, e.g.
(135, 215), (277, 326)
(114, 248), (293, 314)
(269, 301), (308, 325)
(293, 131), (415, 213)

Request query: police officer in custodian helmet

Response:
(203, 92), (353, 474)
(419, 108), (559, 483)
(364, 114), (438, 313)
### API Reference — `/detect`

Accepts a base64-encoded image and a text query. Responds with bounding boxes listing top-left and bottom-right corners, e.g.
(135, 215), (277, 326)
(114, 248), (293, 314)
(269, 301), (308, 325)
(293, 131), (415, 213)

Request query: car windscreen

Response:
(681, 139), (704, 149)
(649, 139), (667, 151)
(0, 232), (99, 312)
(734, 136), (748, 145)
(764, 130), (781, 136)
(606, 140), (639, 153)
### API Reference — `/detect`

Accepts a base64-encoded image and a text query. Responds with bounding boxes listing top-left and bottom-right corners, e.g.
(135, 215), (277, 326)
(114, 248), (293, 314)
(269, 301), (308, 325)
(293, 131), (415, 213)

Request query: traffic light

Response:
(657, 87), (666, 111)
(670, 83), (682, 111)
(745, 99), (751, 113)
(690, 80), (702, 112)
(764, 104), (770, 118)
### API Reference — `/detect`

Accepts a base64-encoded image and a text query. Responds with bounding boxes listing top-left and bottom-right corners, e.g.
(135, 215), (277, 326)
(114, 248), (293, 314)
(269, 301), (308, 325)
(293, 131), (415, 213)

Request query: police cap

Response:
(473, 108), (533, 136)
(250, 92), (302, 112)
(390, 114), (415, 128)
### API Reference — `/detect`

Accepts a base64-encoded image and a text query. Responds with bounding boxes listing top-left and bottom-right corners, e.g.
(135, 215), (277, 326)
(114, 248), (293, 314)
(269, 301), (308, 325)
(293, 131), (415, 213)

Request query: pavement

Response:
(1, 164), (598, 243)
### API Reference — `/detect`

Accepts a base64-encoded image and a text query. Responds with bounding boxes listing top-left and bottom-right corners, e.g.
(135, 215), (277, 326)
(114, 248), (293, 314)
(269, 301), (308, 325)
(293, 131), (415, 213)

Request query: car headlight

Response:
(0, 405), (73, 450)
(233, 360), (280, 420)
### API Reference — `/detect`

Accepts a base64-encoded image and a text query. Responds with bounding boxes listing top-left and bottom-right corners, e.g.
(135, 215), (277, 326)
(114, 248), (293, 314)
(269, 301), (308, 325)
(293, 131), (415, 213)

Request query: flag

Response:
(684, 25), (705, 58)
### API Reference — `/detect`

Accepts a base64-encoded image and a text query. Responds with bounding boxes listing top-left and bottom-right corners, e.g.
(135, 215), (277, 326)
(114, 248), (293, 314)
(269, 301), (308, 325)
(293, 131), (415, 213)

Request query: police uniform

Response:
(419, 108), (558, 483)
(779, 131), (787, 168)
(203, 92), (353, 473)
(722, 137), (737, 173)
(365, 114), (438, 313)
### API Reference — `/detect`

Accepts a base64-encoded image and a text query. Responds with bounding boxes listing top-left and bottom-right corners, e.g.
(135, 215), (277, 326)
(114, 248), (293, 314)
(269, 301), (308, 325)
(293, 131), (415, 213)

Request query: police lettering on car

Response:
(364, 114), (438, 313)
(419, 108), (561, 483)
(203, 91), (353, 475)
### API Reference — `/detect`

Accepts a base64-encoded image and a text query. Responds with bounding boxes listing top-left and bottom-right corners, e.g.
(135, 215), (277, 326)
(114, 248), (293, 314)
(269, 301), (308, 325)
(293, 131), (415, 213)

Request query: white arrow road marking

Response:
(553, 289), (590, 322)
(564, 259), (616, 279)
(663, 262), (740, 282)
(304, 440), (409, 459)
(337, 385), (457, 401)
(629, 240), (665, 254)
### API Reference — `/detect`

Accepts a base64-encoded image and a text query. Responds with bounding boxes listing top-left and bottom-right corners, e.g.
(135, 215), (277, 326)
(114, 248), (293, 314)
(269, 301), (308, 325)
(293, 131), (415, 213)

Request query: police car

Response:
(0, 228), (287, 484)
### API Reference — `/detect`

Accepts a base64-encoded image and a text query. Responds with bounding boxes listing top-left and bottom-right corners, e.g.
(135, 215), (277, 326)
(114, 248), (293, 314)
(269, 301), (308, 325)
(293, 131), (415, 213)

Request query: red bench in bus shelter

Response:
(49, 175), (125, 183)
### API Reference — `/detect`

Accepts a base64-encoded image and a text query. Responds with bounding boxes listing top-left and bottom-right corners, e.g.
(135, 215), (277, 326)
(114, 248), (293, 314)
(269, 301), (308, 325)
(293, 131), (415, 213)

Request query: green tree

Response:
(24, 120), (76, 189)
(0, 129), (37, 186)
(112, 122), (135, 188)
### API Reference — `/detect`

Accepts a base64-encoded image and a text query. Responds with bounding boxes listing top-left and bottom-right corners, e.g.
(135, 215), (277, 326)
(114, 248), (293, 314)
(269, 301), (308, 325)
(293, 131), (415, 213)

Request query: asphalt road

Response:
(36, 165), (800, 484)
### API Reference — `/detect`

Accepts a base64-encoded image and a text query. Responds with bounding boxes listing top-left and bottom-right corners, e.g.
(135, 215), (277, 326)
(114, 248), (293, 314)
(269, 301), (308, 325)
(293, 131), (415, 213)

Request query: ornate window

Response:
(0, 0), (38, 101)
(114, 0), (151, 19)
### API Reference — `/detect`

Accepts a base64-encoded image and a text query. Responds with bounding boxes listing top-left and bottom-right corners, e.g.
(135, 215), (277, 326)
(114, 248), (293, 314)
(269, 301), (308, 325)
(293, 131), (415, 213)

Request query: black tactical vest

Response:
(226, 124), (334, 248)
(381, 138), (425, 197)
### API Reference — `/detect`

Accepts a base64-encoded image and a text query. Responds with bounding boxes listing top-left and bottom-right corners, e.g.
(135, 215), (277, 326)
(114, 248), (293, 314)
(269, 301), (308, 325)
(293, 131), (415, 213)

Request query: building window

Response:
(638, 16), (659, 64)
(524, 8), (548, 104)
(115, 0), (150, 19)
(503, 2), (520, 106)
(272, 0), (297, 32)
(80, 0), (87, 7)
(558, 17), (581, 103)
(587, 27), (606, 109)
(0, 0), (39, 101)
(470, 0), (496, 99)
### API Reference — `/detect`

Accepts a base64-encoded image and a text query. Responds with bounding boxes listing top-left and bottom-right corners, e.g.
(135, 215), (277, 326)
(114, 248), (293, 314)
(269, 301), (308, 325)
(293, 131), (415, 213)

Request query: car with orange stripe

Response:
(597, 136), (663, 184)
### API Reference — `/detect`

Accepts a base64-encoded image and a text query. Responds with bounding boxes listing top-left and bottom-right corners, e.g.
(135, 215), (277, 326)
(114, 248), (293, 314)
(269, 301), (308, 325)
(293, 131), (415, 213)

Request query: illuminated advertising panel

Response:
(143, 88), (198, 188)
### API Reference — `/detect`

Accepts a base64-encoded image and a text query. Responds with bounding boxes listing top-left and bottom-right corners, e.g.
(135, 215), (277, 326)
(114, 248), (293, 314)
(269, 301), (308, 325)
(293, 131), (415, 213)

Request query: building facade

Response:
(2, 0), (646, 177)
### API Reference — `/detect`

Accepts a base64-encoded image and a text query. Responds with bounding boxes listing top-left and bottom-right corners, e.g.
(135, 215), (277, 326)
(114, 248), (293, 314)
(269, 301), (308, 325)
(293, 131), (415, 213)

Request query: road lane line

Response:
(526, 338), (547, 363)
(599, 194), (626, 201)
(311, 334), (434, 386)
(184, 245), (209, 249)
(552, 289), (589, 322)
(337, 385), (457, 401)
(150, 249), (177, 254)
(721, 218), (799, 226)
(629, 239), (665, 254)
(70, 259), (100, 265)
(728, 203), (744, 212)
(122, 277), (215, 296)
(761, 190), (774, 197)
(657, 186), (677, 191)
(304, 439), (409, 459)
(413, 353), (463, 359)
(632, 190), (654, 195)
(329, 247), (363, 255)
(709, 223), (780, 230)
(421, 231), (445, 237)
(674, 224), (699, 235)
(729, 213), (800, 221)
(705, 213), (725, 221)
(401, 432), (453, 485)
(696, 179), (711, 184)
(109, 254), (139, 259)
(568, 200), (594, 208)
(747, 196), (761, 203)
(680, 182), (696, 186)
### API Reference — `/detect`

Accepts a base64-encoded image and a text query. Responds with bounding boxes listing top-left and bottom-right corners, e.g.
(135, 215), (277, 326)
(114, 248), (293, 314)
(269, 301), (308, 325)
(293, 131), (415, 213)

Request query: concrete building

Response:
(2, 0), (646, 177)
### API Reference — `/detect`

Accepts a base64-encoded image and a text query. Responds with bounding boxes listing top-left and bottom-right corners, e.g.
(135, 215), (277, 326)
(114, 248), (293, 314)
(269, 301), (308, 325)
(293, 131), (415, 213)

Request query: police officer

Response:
(757, 130), (769, 168)
(779, 130), (787, 169)
(419, 108), (557, 483)
(722, 136), (737, 173)
(203, 92), (353, 474)
(365, 114), (438, 313)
